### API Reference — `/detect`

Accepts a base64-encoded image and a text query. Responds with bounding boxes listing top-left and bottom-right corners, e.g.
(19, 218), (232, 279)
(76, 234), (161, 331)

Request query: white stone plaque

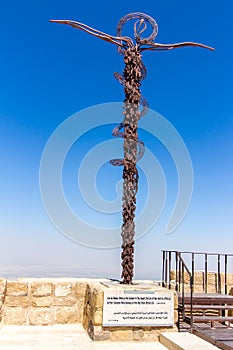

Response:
(103, 289), (174, 327)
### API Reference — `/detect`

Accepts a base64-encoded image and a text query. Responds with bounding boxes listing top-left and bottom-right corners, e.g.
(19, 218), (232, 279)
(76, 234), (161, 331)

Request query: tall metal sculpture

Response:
(51, 13), (213, 284)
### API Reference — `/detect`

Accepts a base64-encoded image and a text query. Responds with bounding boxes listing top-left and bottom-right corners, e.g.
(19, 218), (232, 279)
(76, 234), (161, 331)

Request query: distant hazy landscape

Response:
(0, 265), (161, 281)
(0, 265), (111, 280)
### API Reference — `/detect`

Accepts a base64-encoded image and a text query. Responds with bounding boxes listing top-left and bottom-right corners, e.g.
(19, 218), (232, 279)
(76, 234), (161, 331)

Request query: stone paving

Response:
(160, 332), (220, 349)
(0, 325), (168, 350)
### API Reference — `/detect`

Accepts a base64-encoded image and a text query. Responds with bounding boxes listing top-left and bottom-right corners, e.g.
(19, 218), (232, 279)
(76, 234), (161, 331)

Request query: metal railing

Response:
(162, 251), (194, 331)
(162, 251), (233, 332)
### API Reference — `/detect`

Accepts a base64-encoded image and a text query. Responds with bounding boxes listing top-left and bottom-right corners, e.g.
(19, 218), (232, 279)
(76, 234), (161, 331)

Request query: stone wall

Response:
(0, 278), (87, 325)
(0, 278), (178, 342)
(170, 271), (233, 293)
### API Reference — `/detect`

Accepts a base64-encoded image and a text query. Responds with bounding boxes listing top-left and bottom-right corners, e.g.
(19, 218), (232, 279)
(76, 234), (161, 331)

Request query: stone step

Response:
(178, 293), (233, 305)
(160, 332), (219, 350)
(179, 304), (233, 310)
(185, 315), (233, 323)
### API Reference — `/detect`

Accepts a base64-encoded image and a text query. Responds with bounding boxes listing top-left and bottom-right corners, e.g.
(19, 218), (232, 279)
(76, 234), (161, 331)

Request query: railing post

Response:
(217, 254), (221, 294)
(204, 253), (208, 293)
(192, 253), (195, 292)
(165, 251), (168, 288)
(225, 255), (227, 295)
(169, 251), (171, 290)
(162, 250), (165, 287)
(178, 257), (181, 293)
(182, 262), (185, 320)
(175, 252), (178, 292)
(176, 252), (194, 332)
(190, 274), (194, 333)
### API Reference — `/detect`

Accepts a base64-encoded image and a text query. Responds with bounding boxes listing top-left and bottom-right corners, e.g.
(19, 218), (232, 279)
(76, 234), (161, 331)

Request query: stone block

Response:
(207, 284), (217, 293)
(92, 288), (104, 309)
(54, 283), (72, 297)
(171, 271), (204, 287)
(53, 296), (77, 306)
(207, 272), (216, 285)
(132, 329), (144, 341)
(54, 306), (80, 324)
(169, 282), (176, 291)
(110, 328), (133, 341)
(226, 273), (233, 286)
(83, 309), (91, 330)
(173, 292), (178, 309)
(75, 282), (87, 299)
(0, 279), (6, 295)
(193, 271), (204, 285)
(93, 309), (102, 326)
(31, 296), (53, 307)
(28, 307), (55, 325)
(170, 271), (176, 281)
(92, 326), (110, 341)
(174, 310), (178, 323)
(180, 285), (192, 293)
(228, 287), (233, 319)
(133, 327), (162, 341)
(6, 282), (28, 296)
(146, 327), (162, 338)
(87, 320), (94, 339)
(193, 284), (204, 293)
(5, 296), (29, 308)
(31, 282), (53, 297)
(3, 307), (27, 325)
(182, 272), (191, 284)
(220, 273), (233, 293)
(82, 284), (92, 329)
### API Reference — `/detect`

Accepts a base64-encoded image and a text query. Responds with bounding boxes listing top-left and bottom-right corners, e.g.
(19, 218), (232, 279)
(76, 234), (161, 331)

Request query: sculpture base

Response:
(83, 280), (178, 341)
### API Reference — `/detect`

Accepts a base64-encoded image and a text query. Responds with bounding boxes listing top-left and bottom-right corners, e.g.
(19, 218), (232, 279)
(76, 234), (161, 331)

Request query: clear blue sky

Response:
(0, 0), (232, 280)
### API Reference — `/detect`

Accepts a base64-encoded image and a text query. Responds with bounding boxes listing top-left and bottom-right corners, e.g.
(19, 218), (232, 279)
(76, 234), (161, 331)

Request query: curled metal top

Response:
(116, 12), (159, 54)
(50, 12), (214, 53)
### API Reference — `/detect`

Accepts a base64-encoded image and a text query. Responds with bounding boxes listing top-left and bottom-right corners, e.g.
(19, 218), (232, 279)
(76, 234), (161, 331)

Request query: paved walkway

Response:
(160, 332), (219, 349)
(0, 325), (167, 350)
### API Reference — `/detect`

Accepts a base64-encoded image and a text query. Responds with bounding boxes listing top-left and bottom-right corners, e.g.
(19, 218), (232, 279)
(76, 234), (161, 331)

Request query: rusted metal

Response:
(51, 13), (214, 285)
(111, 45), (143, 284)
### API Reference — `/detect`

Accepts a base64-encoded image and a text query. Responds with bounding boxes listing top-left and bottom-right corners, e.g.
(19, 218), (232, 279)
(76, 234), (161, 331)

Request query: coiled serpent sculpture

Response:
(51, 13), (214, 284)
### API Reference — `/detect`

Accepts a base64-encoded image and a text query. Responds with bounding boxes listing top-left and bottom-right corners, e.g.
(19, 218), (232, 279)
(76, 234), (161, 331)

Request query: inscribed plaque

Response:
(103, 289), (174, 326)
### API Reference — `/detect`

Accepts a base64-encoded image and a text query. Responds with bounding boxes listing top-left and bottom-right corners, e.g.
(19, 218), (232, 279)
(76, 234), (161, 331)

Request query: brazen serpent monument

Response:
(51, 13), (213, 284)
